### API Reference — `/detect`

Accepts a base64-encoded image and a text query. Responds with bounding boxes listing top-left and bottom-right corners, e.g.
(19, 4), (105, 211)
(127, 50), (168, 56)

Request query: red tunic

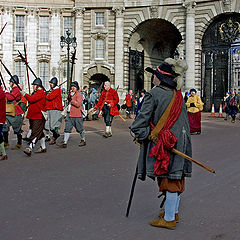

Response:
(46, 88), (63, 111)
(0, 86), (6, 124)
(5, 86), (24, 115)
(25, 89), (46, 119)
(124, 93), (136, 107)
(94, 88), (119, 116)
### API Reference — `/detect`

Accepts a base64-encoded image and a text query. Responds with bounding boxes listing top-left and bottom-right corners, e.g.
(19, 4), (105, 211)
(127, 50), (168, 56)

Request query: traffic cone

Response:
(211, 104), (215, 117)
(218, 104), (223, 118)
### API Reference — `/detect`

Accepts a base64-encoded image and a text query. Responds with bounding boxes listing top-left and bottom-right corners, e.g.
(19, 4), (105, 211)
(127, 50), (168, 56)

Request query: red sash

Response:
(149, 90), (183, 175)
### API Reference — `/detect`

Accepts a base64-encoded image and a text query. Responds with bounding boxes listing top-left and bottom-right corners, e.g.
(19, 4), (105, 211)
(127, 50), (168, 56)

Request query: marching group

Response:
(0, 75), (124, 160)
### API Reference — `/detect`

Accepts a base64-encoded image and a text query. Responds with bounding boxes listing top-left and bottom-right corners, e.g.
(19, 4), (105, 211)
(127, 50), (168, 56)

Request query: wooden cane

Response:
(171, 148), (215, 174)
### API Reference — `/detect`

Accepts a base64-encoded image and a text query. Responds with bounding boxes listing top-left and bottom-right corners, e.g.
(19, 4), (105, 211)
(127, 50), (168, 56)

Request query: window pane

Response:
(40, 17), (49, 43)
(96, 12), (104, 26)
(95, 39), (104, 59)
(64, 17), (74, 37)
(39, 62), (49, 88)
(16, 16), (25, 42)
(15, 62), (25, 89)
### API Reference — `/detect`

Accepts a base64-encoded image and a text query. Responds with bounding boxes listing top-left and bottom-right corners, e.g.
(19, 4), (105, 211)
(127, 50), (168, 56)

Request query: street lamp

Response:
(60, 29), (77, 92)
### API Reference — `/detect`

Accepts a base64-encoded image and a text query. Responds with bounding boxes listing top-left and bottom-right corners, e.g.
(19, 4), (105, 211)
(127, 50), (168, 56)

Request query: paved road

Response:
(0, 114), (239, 240)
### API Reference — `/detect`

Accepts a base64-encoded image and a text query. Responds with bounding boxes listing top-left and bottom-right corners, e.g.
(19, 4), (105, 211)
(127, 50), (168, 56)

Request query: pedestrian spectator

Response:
(225, 90), (239, 123)
(186, 89), (204, 134)
(135, 89), (146, 117)
(0, 80), (7, 160)
(124, 89), (137, 118)
(223, 92), (230, 120)
(59, 81), (86, 148)
(89, 88), (99, 120)
(130, 58), (191, 230)
(81, 85), (89, 120)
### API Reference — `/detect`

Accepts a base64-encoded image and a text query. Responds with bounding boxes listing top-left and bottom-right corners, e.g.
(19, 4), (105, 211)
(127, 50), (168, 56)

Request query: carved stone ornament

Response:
(222, 0), (231, 12)
(182, 0), (196, 13)
(112, 6), (125, 17)
(219, 18), (240, 43)
(150, 6), (158, 19)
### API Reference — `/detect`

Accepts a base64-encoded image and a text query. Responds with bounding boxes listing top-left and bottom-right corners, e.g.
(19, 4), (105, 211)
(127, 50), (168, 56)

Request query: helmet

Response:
(70, 81), (79, 90)
(32, 78), (43, 87)
(10, 75), (19, 84)
(49, 77), (58, 87)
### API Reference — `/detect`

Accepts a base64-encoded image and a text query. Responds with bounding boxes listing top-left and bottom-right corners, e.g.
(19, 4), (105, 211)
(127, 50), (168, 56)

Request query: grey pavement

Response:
(0, 113), (239, 240)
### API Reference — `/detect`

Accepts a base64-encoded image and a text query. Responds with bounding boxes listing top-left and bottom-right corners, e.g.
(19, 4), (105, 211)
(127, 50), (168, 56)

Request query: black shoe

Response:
(79, 140), (86, 147)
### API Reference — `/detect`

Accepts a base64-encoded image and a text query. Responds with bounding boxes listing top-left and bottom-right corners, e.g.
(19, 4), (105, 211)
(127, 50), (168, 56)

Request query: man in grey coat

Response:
(130, 58), (191, 229)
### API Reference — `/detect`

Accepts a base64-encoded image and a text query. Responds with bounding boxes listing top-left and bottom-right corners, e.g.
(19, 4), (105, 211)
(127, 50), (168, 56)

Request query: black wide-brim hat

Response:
(145, 62), (179, 88)
(70, 81), (79, 90)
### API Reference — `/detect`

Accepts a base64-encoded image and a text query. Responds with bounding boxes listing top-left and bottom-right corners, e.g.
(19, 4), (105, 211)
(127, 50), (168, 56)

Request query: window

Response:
(39, 62), (49, 88)
(16, 15), (25, 42)
(95, 39), (104, 59)
(39, 17), (49, 43)
(95, 12), (104, 26)
(64, 17), (74, 37)
(15, 61), (25, 89)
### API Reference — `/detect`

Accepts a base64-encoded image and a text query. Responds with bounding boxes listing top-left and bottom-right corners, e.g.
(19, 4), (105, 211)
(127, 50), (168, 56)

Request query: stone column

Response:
(113, 7), (125, 100)
(74, 8), (85, 87)
(183, 1), (196, 90)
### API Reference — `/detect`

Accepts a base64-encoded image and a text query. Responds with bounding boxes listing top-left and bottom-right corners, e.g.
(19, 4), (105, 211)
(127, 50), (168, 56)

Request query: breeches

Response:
(45, 110), (62, 131)
(102, 105), (113, 126)
(29, 119), (46, 143)
(3, 115), (23, 134)
(0, 124), (3, 144)
(64, 114), (84, 134)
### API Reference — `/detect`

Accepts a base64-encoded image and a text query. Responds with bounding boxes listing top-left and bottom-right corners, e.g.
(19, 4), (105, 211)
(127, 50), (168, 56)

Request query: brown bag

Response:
(6, 103), (16, 116)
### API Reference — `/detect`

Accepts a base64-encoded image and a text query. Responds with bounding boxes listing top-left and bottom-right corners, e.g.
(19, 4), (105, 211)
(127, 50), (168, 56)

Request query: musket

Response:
(18, 50), (38, 79)
(0, 59), (22, 91)
(70, 49), (77, 84)
(59, 79), (68, 87)
(0, 72), (7, 90)
(0, 22), (7, 36)
(24, 44), (31, 94)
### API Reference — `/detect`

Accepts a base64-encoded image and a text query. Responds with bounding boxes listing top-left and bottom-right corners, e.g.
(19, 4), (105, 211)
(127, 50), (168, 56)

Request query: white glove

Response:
(20, 91), (26, 96)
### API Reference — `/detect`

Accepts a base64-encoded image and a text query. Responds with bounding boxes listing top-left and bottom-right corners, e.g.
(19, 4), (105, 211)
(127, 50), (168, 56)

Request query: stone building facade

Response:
(0, 0), (240, 109)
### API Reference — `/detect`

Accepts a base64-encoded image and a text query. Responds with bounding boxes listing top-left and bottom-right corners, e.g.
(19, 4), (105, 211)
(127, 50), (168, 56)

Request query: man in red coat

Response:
(45, 77), (63, 145)
(91, 81), (119, 137)
(20, 78), (47, 156)
(0, 80), (7, 160)
(124, 89), (136, 119)
(2, 75), (24, 150)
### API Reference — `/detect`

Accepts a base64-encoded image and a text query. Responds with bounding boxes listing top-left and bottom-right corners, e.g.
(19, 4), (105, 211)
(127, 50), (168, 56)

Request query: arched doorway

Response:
(202, 13), (240, 111)
(129, 19), (182, 93)
(89, 73), (109, 91)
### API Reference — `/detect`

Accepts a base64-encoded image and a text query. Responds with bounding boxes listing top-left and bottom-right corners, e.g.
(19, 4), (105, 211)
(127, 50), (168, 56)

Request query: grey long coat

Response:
(130, 86), (192, 181)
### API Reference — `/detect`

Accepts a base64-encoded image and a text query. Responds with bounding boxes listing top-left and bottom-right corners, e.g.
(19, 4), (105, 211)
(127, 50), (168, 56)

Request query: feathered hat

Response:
(164, 57), (188, 90)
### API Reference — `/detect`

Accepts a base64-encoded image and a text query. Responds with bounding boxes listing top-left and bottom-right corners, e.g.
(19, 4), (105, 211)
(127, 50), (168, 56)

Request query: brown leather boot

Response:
(35, 147), (47, 153)
(49, 137), (56, 145)
(11, 144), (22, 150)
(158, 211), (179, 223)
(150, 217), (176, 230)
(0, 155), (8, 161)
(23, 147), (32, 157)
